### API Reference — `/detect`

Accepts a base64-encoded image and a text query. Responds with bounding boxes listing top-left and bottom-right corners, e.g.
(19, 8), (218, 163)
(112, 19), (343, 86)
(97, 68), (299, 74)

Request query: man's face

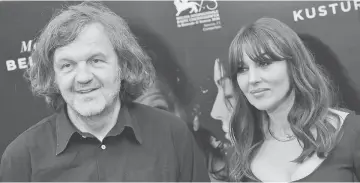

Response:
(53, 23), (121, 117)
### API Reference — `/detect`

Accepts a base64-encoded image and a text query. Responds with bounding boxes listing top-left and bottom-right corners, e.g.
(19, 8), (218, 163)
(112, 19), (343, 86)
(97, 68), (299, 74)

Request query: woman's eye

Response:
(237, 66), (248, 73)
(224, 95), (233, 100)
(155, 106), (169, 111)
(258, 61), (271, 67)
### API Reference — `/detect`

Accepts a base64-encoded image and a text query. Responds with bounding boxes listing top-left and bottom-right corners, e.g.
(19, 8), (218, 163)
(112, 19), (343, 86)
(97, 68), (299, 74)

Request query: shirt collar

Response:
(109, 103), (143, 144)
(55, 103), (143, 156)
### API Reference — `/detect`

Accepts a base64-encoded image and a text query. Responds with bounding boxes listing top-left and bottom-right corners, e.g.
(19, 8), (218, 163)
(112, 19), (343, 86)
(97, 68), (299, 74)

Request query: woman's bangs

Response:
(243, 31), (288, 62)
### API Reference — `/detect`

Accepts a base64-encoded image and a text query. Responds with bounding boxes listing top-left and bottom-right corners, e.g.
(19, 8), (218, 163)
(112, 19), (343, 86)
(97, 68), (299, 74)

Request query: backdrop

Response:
(1, 1), (360, 157)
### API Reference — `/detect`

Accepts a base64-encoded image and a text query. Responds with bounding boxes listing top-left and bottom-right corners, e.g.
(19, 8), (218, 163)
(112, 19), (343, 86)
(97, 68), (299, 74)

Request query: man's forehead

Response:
(54, 48), (108, 62)
(54, 32), (113, 61)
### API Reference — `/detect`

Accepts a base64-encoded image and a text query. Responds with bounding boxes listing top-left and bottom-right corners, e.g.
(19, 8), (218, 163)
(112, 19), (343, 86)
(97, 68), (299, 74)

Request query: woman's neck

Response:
(266, 90), (295, 137)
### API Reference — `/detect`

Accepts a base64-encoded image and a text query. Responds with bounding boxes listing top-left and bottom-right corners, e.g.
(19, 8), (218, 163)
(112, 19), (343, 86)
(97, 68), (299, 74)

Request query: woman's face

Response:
(236, 52), (291, 113)
(135, 79), (187, 121)
(211, 60), (236, 140)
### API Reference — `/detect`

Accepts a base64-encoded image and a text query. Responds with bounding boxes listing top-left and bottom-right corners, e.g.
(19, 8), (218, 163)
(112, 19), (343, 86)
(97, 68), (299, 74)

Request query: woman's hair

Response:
(191, 127), (230, 181)
(227, 17), (342, 181)
(205, 59), (236, 181)
(24, 1), (155, 110)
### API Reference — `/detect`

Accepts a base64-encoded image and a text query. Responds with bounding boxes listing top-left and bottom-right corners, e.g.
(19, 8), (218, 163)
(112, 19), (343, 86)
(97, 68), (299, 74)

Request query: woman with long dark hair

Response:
(206, 58), (236, 181)
(226, 17), (360, 182)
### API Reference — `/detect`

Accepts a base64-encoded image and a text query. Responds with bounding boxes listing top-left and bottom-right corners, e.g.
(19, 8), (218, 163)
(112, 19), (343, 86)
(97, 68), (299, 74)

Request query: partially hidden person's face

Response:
(211, 60), (236, 141)
(135, 79), (187, 121)
(236, 51), (291, 112)
(53, 23), (121, 117)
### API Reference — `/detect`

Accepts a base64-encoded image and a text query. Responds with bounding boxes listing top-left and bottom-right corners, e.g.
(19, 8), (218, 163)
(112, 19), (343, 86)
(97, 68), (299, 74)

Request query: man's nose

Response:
(75, 61), (93, 84)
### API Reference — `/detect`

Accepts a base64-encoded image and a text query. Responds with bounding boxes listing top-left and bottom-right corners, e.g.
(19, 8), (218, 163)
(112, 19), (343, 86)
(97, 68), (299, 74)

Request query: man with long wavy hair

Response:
(0, 2), (209, 182)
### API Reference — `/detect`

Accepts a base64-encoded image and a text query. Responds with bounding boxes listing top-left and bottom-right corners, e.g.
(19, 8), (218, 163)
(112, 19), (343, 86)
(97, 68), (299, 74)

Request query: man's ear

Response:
(52, 77), (60, 92)
(116, 66), (124, 81)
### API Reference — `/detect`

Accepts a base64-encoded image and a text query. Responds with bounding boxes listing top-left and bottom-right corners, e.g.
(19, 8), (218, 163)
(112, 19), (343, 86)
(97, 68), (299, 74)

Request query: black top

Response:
(244, 113), (360, 182)
(0, 102), (210, 182)
(296, 113), (360, 182)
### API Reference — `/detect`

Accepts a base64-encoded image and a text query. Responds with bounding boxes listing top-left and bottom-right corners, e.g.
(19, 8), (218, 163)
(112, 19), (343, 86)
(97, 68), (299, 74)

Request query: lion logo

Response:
(174, 0), (201, 16)
(174, 0), (218, 16)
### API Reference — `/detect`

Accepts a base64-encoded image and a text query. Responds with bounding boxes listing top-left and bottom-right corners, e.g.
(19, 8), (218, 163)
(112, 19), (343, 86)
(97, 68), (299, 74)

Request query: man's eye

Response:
(91, 59), (104, 64)
(61, 63), (72, 69)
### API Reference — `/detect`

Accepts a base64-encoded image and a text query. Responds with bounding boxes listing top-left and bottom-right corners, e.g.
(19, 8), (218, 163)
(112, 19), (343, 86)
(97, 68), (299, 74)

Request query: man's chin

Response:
(75, 106), (105, 117)
(72, 101), (106, 117)
(68, 95), (119, 117)
(79, 109), (103, 117)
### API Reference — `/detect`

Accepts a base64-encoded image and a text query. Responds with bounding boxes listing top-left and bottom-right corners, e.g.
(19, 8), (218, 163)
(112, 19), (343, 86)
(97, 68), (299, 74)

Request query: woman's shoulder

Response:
(329, 108), (360, 135)
(326, 108), (350, 130)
